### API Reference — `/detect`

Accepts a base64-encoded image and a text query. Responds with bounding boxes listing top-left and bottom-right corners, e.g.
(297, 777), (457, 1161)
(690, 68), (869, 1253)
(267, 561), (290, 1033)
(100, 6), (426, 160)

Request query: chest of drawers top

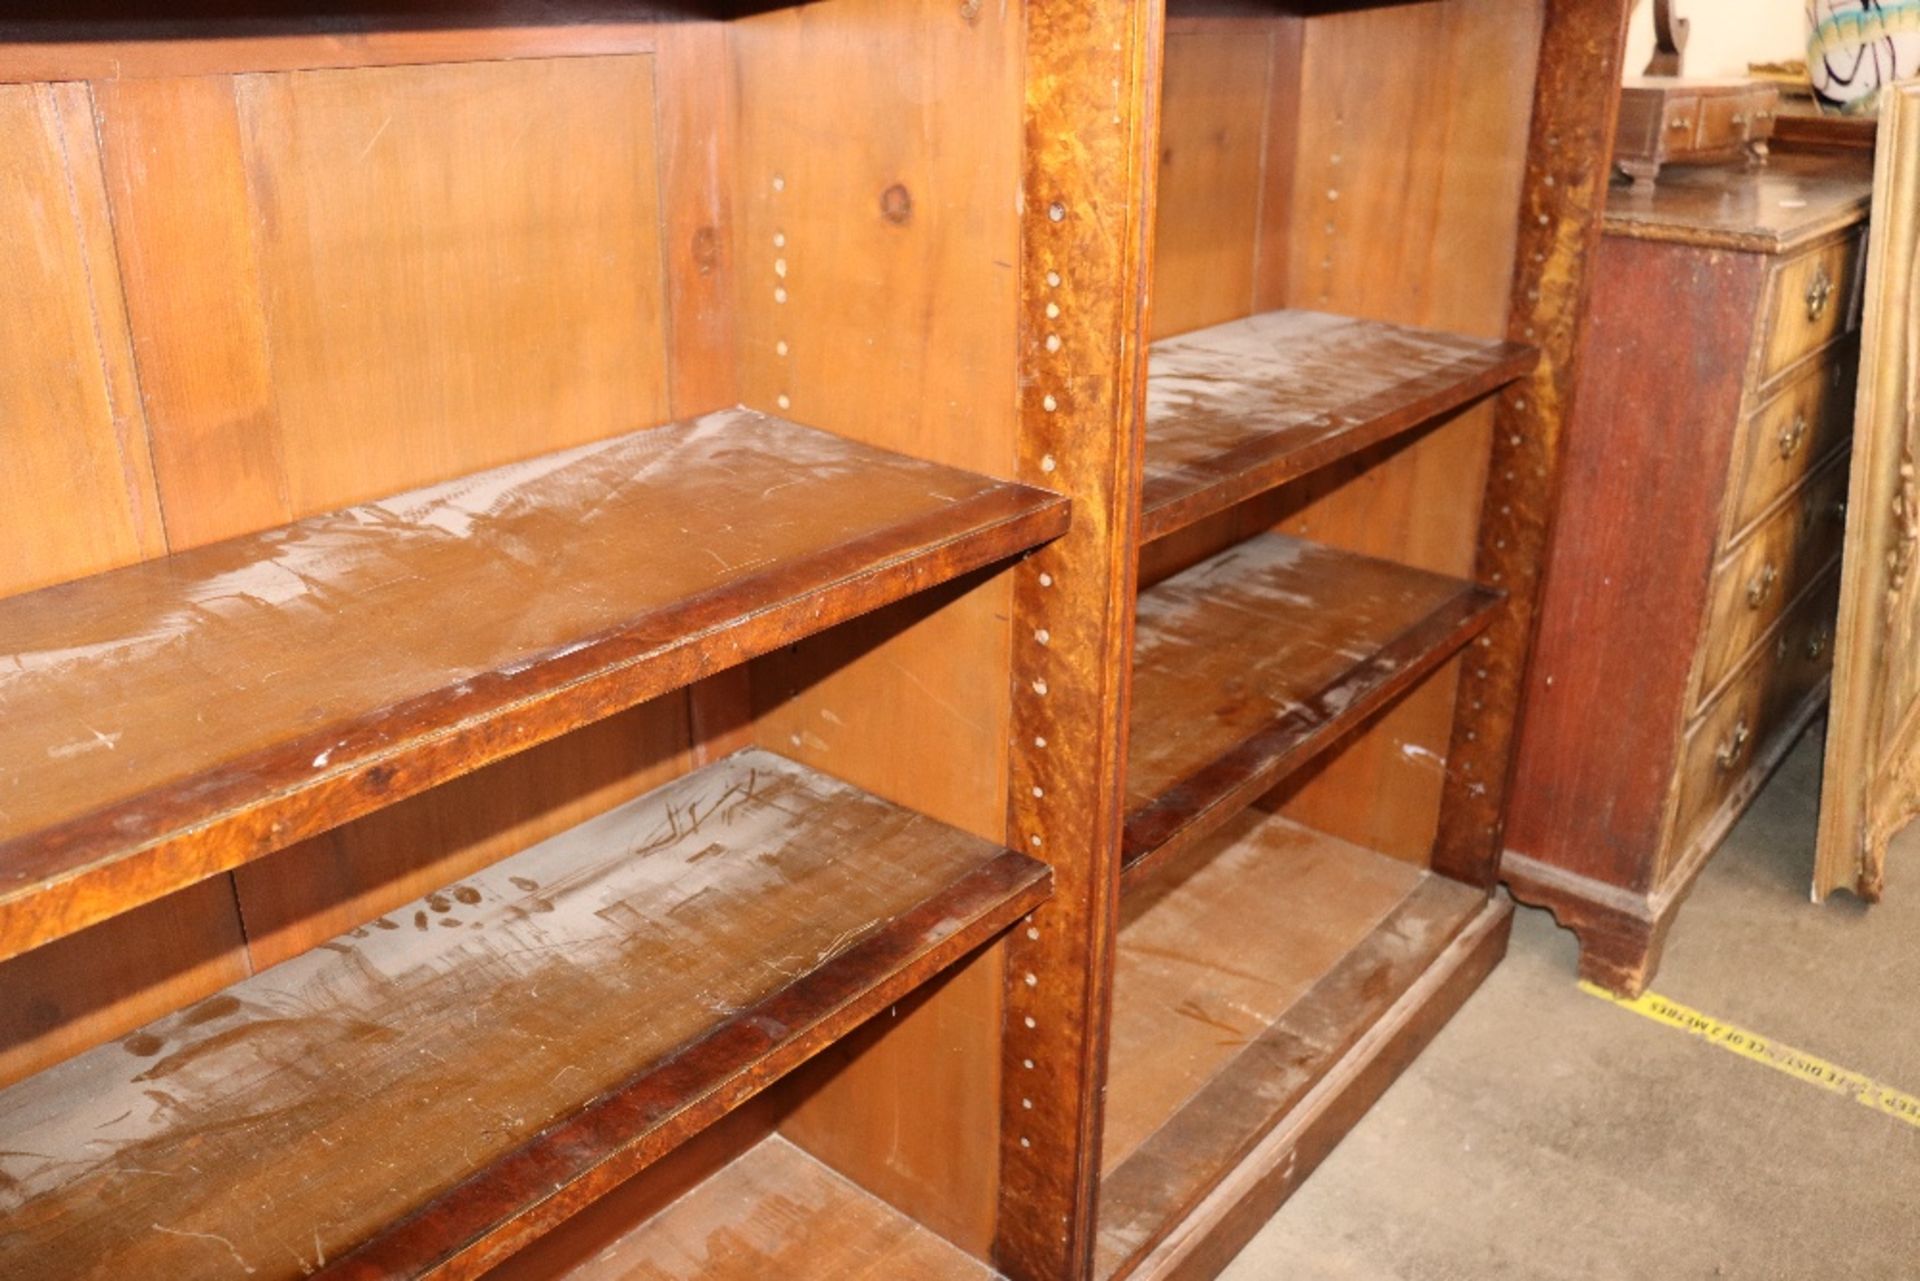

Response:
(1603, 150), (1873, 254)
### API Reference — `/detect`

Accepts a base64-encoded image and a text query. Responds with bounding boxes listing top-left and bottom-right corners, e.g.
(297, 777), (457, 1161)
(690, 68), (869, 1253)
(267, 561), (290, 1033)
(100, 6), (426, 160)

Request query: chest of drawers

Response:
(1503, 153), (1874, 996)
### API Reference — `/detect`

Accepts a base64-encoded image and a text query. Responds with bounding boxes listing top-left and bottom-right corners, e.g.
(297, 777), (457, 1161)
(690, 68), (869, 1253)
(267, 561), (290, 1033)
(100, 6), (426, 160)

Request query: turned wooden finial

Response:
(1646, 0), (1689, 76)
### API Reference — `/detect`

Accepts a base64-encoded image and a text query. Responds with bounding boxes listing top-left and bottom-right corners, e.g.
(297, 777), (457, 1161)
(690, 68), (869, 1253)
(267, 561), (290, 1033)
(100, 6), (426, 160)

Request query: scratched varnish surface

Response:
(1101, 812), (1422, 1175)
(497, 1135), (998, 1280)
(1128, 533), (1492, 814)
(0, 409), (1066, 959)
(1141, 310), (1534, 541)
(1095, 814), (1481, 1278)
(0, 750), (1022, 1280)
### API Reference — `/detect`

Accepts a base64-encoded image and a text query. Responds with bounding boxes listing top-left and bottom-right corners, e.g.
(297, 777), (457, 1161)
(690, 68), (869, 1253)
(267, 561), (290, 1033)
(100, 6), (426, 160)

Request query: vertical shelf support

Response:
(1433, 0), (1635, 886)
(994, 1), (1164, 1277)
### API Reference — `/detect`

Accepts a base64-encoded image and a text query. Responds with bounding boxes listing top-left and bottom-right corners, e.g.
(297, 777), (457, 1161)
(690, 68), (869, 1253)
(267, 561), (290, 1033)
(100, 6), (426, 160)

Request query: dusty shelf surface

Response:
(1142, 309), (1534, 542)
(0, 408), (1067, 962)
(0, 749), (1047, 1281)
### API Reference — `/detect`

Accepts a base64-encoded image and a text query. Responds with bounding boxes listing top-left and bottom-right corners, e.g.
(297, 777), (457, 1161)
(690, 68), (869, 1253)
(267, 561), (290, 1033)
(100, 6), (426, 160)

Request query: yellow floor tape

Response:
(1579, 982), (1920, 1131)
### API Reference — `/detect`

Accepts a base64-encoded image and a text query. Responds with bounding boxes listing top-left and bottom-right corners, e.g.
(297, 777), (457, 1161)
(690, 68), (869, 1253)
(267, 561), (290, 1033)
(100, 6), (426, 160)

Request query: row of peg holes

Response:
(771, 174), (792, 411)
(1012, 206), (1072, 1159)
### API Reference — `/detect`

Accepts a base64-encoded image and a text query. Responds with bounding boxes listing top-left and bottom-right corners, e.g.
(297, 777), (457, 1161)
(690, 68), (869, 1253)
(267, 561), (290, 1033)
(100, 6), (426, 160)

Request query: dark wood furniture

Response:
(0, 2), (1630, 1278)
(1615, 76), (1780, 186)
(1505, 151), (1875, 997)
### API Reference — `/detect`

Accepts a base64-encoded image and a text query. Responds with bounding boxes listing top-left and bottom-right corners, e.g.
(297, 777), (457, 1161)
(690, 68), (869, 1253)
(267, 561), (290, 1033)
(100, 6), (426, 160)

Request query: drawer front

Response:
(1696, 454), (1850, 705)
(1697, 94), (1754, 150)
(1761, 234), (1862, 382)
(1670, 569), (1841, 865)
(1659, 94), (1702, 153)
(1726, 343), (1857, 544)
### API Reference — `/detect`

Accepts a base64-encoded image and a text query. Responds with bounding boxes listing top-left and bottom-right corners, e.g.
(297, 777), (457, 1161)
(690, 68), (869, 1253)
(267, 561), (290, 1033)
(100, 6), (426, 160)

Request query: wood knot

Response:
(691, 225), (719, 276)
(959, 0), (982, 24)
(880, 183), (913, 225)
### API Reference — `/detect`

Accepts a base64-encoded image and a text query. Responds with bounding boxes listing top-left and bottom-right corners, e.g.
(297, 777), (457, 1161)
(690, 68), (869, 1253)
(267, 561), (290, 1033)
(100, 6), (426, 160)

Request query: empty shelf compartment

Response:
(1097, 812), (1489, 1278)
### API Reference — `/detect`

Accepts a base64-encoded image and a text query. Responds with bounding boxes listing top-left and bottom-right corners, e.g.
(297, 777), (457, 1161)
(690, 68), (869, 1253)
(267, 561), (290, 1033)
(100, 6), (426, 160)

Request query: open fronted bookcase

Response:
(0, 1), (1626, 1277)
(1094, 2), (1631, 1276)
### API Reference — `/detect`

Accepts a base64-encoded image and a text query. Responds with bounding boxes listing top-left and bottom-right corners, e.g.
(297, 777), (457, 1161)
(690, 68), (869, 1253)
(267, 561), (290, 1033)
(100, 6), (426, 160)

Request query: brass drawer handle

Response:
(1671, 116), (1693, 131)
(1807, 630), (1830, 662)
(1778, 412), (1810, 459)
(1716, 716), (1752, 771)
(1746, 563), (1779, 608)
(1731, 112), (1748, 126)
(1806, 264), (1836, 322)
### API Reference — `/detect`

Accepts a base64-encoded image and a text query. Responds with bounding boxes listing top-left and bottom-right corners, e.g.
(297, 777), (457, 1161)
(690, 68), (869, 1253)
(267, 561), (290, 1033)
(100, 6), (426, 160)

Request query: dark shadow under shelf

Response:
(0, 408), (1067, 963)
(0, 748), (1049, 1281)
(1142, 310), (1535, 544)
(1123, 533), (1501, 887)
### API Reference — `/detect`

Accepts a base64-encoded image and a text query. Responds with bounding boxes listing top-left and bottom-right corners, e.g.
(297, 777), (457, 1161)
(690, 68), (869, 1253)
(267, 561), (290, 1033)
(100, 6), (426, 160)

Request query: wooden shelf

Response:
(1096, 813), (1493, 1280)
(0, 749), (1049, 1281)
(495, 1135), (1003, 1280)
(1142, 311), (1535, 543)
(0, 408), (1068, 963)
(1124, 534), (1500, 884)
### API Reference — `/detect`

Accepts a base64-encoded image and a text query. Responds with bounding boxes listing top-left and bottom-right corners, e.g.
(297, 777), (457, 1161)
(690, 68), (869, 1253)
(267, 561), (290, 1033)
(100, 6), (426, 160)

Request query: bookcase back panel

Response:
(1149, 16), (1290, 342)
(98, 54), (674, 544)
(0, 83), (166, 600)
(726, 0), (1025, 1246)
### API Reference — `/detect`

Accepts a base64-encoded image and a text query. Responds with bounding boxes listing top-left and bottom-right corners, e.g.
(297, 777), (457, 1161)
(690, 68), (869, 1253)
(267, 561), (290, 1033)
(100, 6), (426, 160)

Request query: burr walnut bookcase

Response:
(0, 1), (1624, 1278)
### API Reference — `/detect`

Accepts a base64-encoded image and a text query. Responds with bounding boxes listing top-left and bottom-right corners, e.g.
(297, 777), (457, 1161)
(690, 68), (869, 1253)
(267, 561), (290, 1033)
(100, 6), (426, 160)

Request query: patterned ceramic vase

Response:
(1809, 0), (1920, 114)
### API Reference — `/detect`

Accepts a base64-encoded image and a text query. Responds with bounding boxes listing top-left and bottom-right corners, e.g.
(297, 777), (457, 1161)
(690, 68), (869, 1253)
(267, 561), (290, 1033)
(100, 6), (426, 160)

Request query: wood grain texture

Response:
(1723, 343), (1857, 546)
(1120, 895), (1511, 1281)
(654, 22), (739, 419)
(92, 73), (292, 549)
(233, 55), (672, 517)
(1102, 813), (1424, 1176)
(726, 0), (1027, 1245)
(1265, 0), (1543, 864)
(1125, 534), (1499, 883)
(1097, 820), (1482, 1280)
(1149, 20), (1272, 341)
(0, 411), (1068, 962)
(1142, 310), (1535, 542)
(0, 81), (166, 599)
(1432, 0), (1635, 887)
(1603, 150), (1875, 254)
(490, 1136), (999, 1280)
(1504, 234), (1761, 894)
(1818, 82), (1920, 903)
(774, 942), (1006, 1257)
(0, 751), (1048, 1281)
(994, 0), (1164, 1272)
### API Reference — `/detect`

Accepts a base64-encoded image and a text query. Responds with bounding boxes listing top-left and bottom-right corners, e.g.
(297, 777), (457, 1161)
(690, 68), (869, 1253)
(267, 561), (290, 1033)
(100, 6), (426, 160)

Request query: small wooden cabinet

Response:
(1505, 152), (1875, 996)
(1613, 76), (1780, 186)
